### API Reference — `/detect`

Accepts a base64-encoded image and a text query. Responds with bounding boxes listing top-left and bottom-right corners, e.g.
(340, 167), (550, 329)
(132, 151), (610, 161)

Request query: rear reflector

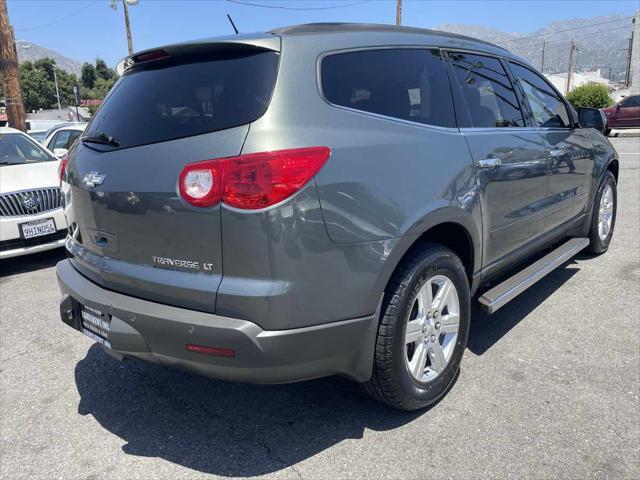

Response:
(185, 343), (236, 358)
(179, 146), (330, 209)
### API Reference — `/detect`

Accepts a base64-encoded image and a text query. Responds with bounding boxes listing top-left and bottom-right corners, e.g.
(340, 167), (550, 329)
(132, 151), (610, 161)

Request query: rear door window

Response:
(321, 49), (455, 128)
(509, 62), (572, 128)
(448, 52), (524, 128)
(85, 50), (279, 149)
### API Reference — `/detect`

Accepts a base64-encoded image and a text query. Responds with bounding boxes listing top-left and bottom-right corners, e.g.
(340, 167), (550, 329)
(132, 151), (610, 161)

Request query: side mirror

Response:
(577, 107), (606, 134)
(53, 148), (69, 158)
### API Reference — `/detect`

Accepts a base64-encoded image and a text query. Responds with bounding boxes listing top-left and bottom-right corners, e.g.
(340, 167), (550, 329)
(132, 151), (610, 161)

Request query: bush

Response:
(566, 83), (612, 109)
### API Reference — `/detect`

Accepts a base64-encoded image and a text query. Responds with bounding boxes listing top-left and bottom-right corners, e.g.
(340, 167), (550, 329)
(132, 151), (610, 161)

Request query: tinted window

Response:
(620, 95), (640, 107)
(448, 52), (524, 128)
(0, 133), (55, 165)
(85, 51), (279, 149)
(51, 130), (71, 150)
(509, 62), (571, 128)
(321, 49), (455, 128)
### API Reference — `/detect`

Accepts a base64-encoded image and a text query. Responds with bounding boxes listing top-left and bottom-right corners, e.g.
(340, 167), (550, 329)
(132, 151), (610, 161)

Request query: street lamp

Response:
(18, 42), (61, 110)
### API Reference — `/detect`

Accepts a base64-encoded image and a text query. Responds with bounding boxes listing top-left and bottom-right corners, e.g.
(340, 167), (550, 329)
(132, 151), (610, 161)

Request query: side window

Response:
(66, 130), (82, 149)
(321, 49), (455, 128)
(509, 62), (572, 128)
(620, 96), (640, 107)
(51, 130), (71, 150)
(448, 52), (524, 128)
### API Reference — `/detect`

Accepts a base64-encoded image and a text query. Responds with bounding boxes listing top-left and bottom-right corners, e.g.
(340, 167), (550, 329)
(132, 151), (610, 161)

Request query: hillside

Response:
(15, 41), (82, 77)
(436, 14), (634, 81)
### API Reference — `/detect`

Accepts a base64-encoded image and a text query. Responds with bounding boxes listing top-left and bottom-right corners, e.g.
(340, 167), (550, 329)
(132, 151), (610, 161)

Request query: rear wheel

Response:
(363, 244), (470, 411)
(586, 170), (617, 254)
(604, 128), (612, 137)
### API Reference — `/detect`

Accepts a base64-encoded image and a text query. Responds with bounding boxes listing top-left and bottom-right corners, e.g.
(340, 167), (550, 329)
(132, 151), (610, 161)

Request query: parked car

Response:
(57, 24), (618, 410)
(0, 127), (67, 259)
(27, 130), (48, 143)
(602, 94), (640, 135)
(42, 124), (86, 158)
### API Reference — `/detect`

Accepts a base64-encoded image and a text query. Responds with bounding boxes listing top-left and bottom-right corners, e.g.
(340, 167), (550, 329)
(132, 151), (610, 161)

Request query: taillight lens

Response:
(58, 155), (68, 186)
(179, 147), (330, 210)
(178, 160), (223, 208)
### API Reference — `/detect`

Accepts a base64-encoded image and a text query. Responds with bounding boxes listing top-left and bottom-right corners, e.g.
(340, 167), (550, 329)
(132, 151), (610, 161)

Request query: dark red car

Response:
(602, 94), (640, 135)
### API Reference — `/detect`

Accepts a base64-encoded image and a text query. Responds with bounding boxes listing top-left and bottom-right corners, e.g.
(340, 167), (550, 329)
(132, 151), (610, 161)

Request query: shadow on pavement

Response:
(75, 345), (424, 477)
(467, 260), (581, 355)
(73, 258), (585, 476)
(0, 248), (66, 279)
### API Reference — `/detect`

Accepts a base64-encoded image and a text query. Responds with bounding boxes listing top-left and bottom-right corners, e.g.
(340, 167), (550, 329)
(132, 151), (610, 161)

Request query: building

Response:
(545, 69), (611, 94)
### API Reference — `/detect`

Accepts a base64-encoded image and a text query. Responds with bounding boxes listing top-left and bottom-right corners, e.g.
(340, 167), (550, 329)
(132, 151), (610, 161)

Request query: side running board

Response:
(478, 237), (590, 314)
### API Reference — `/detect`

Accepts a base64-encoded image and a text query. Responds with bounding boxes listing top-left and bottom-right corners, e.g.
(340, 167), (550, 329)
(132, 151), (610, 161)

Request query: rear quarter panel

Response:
(217, 33), (483, 328)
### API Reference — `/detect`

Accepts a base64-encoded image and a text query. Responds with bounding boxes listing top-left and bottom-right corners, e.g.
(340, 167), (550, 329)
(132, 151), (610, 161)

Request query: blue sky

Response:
(8, 0), (639, 67)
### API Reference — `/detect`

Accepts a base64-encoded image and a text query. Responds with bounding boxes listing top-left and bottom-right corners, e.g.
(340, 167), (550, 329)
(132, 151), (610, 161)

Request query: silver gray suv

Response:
(57, 23), (618, 410)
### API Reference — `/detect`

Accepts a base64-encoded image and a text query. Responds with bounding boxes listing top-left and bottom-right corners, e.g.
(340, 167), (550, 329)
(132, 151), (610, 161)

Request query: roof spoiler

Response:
(116, 33), (280, 75)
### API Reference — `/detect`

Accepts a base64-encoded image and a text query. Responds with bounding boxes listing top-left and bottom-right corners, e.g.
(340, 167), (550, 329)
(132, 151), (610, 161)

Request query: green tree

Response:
(95, 58), (116, 82)
(566, 83), (613, 109)
(81, 62), (97, 89)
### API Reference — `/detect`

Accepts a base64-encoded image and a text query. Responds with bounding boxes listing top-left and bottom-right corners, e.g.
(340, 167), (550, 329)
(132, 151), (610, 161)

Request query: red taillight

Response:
(185, 343), (235, 357)
(133, 49), (169, 63)
(179, 147), (330, 210)
(58, 155), (68, 186)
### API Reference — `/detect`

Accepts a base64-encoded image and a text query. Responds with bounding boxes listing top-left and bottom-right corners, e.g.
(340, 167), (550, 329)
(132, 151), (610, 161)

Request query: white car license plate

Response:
(20, 218), (56, 239)
(80, 305), (111, 348)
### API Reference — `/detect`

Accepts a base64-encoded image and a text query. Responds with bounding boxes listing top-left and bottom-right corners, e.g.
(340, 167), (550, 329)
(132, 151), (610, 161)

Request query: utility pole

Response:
(566, 40), (576, 95)
(396, 0), (402, 26)
(111, 0), (135, 55)
(0, 0), (27, 131)
(540, 40), (546, 73)
(122, 0), (134, 55)
(624, 31), (633, 88)
(52, 68), (61, 110)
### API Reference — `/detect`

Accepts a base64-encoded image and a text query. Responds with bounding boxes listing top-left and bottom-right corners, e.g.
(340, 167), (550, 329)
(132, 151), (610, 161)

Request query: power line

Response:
(226, 0), (363, 10)
(503, 16), (634, 45)
(15, 1), (97, 32)
(514, 25), (634, 48)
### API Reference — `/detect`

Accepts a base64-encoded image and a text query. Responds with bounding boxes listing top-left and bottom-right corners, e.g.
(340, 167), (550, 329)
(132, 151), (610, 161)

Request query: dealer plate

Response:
(20, 217), (56, 239)
(80, 305), (111, 348)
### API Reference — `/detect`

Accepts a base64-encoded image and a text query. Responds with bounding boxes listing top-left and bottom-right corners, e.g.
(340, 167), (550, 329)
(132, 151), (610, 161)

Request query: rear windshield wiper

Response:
(82, 132), (120, 148)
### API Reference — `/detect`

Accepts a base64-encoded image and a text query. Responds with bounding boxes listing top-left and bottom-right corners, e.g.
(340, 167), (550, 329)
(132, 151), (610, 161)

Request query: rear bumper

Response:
(56, 259), (378, 384)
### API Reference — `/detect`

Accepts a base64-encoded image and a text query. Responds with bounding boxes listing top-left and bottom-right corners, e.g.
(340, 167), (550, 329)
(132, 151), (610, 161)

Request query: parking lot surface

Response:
(1, 137), (639, 480)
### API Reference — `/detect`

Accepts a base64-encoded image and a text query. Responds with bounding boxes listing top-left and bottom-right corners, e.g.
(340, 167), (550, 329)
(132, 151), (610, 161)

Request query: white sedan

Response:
(42, 124), (86, 158)
(0, 127), (67, 259)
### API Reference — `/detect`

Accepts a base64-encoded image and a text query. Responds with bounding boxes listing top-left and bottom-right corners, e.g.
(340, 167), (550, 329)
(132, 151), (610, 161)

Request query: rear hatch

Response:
(64, 38), (280, 312)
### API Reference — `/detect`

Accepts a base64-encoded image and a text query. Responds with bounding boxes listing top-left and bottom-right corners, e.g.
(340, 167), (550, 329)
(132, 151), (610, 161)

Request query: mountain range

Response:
(437, 14), (634, 81)
(15, 14), (636, 82)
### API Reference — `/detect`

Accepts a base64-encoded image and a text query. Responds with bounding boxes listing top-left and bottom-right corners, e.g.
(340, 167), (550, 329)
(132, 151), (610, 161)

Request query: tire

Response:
(362, 243), (470, 411)
(586, 170), (617, 254)
(604, 129), (611, 137)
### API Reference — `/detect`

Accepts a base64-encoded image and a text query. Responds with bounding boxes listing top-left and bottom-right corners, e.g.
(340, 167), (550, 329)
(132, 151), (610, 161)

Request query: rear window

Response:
(321, 49), (455, 128)
(85, 50), (279, 149)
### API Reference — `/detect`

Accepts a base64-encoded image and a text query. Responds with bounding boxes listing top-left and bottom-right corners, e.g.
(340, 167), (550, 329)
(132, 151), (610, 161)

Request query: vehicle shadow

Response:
(467, 260), (581, 355)
(74, 258), (582, 477)
(75, 345), (425, 477)
(0, 248), (66, 279)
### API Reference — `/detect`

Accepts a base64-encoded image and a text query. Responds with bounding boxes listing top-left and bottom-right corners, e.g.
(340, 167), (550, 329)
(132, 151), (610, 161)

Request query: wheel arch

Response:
(371, 210), (481, 309)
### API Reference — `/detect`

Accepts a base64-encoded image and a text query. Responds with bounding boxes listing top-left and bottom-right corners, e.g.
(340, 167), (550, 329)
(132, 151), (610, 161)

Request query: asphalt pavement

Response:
(1, 137), (638, 480)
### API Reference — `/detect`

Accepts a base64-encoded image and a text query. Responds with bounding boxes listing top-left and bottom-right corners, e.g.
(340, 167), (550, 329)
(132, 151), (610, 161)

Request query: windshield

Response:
(85, 50), (279, 150)
(0, 132), (56, 166)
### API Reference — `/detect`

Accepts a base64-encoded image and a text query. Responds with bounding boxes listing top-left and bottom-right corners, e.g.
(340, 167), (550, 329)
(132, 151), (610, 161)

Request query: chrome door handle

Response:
(549, 149), (565, 157)
(478, 158), (502, 170)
